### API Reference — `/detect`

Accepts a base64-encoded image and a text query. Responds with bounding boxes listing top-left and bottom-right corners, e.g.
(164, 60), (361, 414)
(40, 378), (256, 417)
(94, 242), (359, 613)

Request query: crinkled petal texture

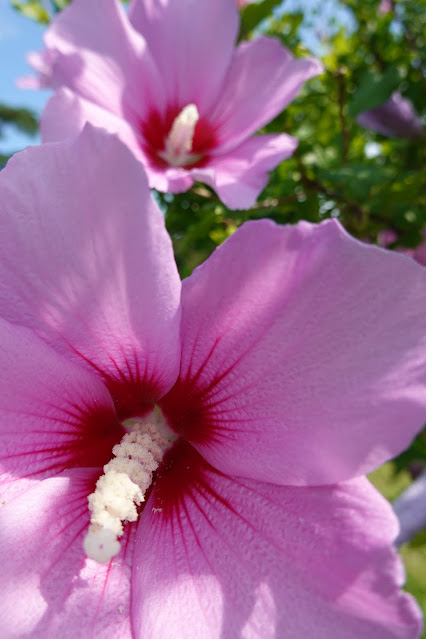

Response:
(0, 125), (181, 419)
(132, 442), (421, 639)
(0, 468), (135, 639)
(161, 219), (426, 486)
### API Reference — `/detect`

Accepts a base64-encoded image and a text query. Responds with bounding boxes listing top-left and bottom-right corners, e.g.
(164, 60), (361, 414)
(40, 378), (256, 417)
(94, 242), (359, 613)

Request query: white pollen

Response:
(159, 103), (202, 167)
(83, 527), (121, 564)
(84, 420), (170, 564)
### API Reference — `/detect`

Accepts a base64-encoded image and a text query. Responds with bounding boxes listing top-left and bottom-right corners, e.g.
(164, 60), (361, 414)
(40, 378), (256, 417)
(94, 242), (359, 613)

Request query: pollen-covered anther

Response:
(83, 421), (169, 564)
(158, 103), (202, 167)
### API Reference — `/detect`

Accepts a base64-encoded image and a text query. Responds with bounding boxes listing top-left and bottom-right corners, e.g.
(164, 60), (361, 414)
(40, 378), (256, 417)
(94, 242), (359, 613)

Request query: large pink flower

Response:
(1, 126), (426, 638)
(23, 0), (322, 209)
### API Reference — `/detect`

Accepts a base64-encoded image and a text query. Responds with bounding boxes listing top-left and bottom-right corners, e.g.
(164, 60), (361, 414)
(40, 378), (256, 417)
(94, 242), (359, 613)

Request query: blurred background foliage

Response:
(6, 0), (426, 631)
(0, 103), (37, 166)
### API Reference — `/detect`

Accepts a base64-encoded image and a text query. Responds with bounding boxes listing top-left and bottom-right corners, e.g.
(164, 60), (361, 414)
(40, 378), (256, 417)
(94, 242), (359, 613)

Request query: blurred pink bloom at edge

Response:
(357, 92), (423, 139)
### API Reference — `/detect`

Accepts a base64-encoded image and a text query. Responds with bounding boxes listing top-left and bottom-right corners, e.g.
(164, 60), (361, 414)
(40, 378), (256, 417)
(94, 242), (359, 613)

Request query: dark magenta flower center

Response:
(140, 103), (216, 169)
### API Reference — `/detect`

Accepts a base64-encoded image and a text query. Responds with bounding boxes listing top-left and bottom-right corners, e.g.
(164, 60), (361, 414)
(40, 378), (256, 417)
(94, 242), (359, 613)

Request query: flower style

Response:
(357, 92), (423, 140)
(1, 126), (426, 638)
(22, 0), (322, 209)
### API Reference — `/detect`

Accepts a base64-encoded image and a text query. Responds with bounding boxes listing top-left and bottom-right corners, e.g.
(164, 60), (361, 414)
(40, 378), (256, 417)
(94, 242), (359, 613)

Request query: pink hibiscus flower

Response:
(22, 0), (322, 210)
(1, 126), (426, 638)
(357, 92), (423, 140)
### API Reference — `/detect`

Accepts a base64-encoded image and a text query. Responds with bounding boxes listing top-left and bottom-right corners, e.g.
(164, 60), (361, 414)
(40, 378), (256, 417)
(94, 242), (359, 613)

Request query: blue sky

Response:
(0, 0), (50, 153)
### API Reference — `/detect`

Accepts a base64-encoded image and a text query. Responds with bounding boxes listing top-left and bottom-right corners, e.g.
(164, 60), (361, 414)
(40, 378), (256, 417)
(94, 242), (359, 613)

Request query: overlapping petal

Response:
(132, 442), (421, 638)
(41, 88), (146, 162)
(190, 134), (297, 209)
(41, 0), (163, 123)
(160, 219), (426, 486)
(0, 469), (135, 639)
(128, 0), (239, 114)
(0, 125), (181, 419)
(209, 37), (323, 154)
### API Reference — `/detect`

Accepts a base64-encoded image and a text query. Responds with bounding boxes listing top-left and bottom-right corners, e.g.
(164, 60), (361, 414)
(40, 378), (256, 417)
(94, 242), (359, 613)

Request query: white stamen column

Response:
(83, 420), (170, 563)
(159, 103), (201, 167)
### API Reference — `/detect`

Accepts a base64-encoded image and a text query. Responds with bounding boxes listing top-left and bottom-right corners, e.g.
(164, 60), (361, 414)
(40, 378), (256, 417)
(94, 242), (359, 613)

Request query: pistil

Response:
(158, 103), (202, 167)
(83, 419), (171, 563)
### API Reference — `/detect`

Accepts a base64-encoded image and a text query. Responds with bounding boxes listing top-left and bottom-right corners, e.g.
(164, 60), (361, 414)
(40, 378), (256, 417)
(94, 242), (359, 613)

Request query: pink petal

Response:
(132, 442), (421, 638)
(40, 89), (195, 195)
(128, 0), (239, 114)
(17, 49), (57, 89)
(0, 125), (181, 419)
(41, 88), (146, 162)
(42, 0), (163, 122)
(209, 36), (323, 153)
(160, 219), (426, 486)
(190, 134), (298, 209)
(0, 468), (135, 638)
(0, 317), (122, 502)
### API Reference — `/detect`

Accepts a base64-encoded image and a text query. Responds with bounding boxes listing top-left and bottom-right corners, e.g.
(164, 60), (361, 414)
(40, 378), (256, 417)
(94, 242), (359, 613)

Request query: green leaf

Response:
(240, 0), (282, 35)
(11, 0), (50, 24)
(0, 104), (38, 137)
(51, 0), (71, 11)
(348, 66), (402, 117)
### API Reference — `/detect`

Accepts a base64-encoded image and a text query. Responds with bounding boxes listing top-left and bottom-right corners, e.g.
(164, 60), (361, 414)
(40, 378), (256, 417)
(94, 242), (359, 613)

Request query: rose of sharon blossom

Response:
(379, 0), (393, 14)
(22, 0), (322, 209)
(1, 127), (426, 639)
(357, 92), (423, 140)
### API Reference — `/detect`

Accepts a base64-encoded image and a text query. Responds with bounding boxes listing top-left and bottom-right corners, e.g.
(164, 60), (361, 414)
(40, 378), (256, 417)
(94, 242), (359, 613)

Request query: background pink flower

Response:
(357, 92), (423, 139)
(23, 0), (322, 209)
(1, 127), (426, 637)
(394, 470), (426, 546)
